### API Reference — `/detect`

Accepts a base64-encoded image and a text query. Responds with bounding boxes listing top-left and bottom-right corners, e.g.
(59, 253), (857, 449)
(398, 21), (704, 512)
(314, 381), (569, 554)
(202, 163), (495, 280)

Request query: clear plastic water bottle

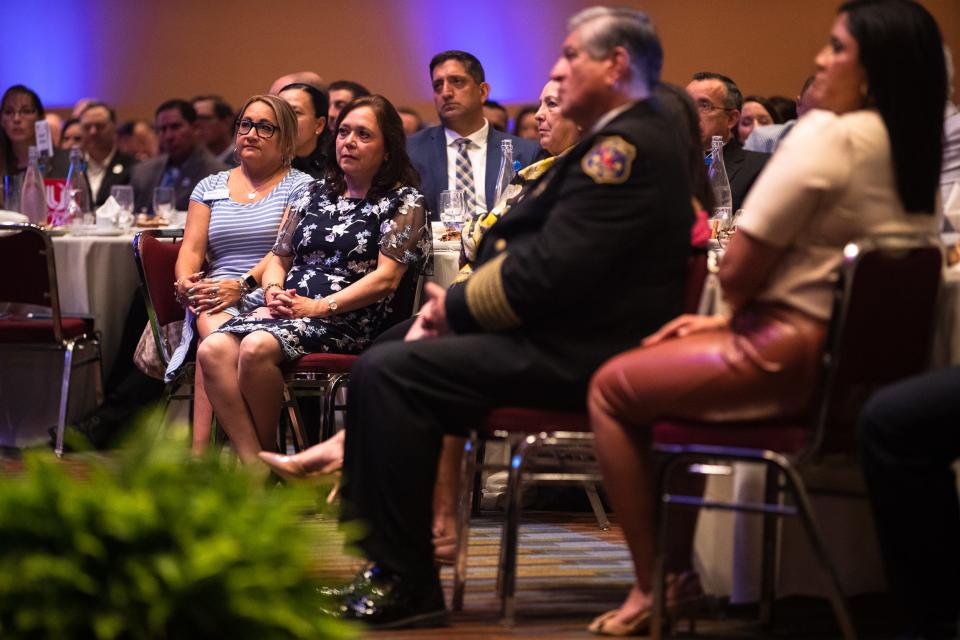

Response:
(62, 147), (91, 226)
(492, 139), (515, 207)
(20, 145), (47, 225)
(708, 135), (732, 220)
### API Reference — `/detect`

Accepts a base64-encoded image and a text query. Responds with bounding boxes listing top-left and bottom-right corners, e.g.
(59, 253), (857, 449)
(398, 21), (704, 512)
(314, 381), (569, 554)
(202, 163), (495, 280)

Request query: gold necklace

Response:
(243, 169), (280, 200)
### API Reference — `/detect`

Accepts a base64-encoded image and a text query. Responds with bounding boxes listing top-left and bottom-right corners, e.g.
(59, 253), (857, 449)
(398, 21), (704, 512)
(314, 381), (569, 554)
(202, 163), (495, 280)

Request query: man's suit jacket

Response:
(406, 124), (542, 220)
(86, 151), (137, 208)
(130, 145), (227, 213)
(445, 101), (693, 374)
(723, 138), (770, 211)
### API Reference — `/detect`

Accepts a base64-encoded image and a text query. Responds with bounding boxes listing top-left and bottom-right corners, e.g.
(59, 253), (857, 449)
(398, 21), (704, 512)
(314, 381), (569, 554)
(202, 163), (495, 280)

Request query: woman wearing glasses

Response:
(198, 94), (429, 464)
(173, 94), (311, 452)
(0, 84), (69, 179)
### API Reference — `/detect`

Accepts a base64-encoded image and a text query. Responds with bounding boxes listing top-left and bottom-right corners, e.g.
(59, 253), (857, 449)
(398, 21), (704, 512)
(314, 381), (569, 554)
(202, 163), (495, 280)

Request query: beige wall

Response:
(45, 0), (960, 123)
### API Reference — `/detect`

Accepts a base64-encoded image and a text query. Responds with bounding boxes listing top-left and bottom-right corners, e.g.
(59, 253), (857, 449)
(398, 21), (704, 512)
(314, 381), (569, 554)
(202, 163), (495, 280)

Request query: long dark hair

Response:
(1, 85), (46, 176)
(324, 94), (420, 202)
(654, 83), (715, 214)
(839, 0), (945, 213)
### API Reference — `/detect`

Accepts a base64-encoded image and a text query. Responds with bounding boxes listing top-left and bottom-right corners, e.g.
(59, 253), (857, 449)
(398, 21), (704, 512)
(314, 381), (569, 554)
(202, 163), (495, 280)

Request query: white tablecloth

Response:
(52, 232), (141, 374)
(0, 230), (142, 446)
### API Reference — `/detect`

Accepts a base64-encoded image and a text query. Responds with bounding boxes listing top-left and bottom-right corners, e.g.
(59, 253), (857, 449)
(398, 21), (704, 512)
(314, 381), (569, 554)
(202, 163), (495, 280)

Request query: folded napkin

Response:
(96, 196), (121, 226)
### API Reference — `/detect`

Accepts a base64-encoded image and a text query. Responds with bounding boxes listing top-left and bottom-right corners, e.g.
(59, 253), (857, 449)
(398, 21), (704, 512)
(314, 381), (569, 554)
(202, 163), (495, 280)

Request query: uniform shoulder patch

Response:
(581, 135), (636, 185)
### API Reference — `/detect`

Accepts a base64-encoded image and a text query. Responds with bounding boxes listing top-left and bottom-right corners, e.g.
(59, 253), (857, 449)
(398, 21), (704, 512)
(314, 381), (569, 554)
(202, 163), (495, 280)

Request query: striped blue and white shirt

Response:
(190, 168), (313, 280)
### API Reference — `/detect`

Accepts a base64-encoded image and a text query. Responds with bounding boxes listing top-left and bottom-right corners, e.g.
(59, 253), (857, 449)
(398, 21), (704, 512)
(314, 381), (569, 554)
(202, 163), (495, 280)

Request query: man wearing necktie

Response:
(406, 50), (542, 220)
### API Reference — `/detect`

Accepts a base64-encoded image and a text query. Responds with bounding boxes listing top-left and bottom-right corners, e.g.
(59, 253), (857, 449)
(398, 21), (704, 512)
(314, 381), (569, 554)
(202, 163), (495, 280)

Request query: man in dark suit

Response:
(79, 102), (137, 208)
(337, 7), (691, 629)
(686, 72), (769, 211)
(129, 99), (227, 214)
(406, 50), (541, 219)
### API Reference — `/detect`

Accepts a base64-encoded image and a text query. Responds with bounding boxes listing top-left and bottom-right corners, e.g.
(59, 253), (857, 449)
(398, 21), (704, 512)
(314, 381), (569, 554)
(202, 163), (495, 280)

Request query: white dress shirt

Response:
(444, 120), (489, 214)
(85, 147), (117, 200)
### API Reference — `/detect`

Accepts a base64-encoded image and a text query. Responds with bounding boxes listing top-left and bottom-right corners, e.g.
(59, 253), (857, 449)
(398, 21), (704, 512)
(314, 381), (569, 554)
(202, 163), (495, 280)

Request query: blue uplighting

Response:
(397, 0), (570, 104)
(0, 1), (96, 108)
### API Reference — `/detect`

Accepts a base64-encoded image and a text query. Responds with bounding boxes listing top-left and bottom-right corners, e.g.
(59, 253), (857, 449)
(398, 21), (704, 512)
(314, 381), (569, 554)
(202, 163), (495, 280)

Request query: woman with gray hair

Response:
(173, 94), (312, 452)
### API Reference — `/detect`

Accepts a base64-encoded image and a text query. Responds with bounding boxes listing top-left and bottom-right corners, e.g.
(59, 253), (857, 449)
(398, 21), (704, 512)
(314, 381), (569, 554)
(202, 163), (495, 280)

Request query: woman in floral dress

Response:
(198, 95), (429, 462)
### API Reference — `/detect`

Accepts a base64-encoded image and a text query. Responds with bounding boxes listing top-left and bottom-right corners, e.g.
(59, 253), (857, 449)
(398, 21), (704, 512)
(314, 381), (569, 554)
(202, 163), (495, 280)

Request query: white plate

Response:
(70, 226), (124, 237)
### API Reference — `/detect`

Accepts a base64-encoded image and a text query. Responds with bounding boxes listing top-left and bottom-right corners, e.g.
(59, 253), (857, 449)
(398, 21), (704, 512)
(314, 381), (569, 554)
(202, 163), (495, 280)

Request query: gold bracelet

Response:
(264, 282), (284, 293)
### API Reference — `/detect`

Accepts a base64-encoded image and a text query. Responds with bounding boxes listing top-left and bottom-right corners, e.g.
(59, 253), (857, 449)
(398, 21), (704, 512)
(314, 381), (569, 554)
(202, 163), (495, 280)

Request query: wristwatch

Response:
(326, 297), (338, 312)
(239, 274), (258, 294)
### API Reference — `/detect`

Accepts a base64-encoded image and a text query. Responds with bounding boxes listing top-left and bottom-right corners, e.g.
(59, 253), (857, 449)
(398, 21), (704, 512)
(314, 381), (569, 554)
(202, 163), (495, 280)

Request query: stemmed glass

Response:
(439, 190), (465, 233)
(110, 185), (134, 231)
(153, 186), (175, 221)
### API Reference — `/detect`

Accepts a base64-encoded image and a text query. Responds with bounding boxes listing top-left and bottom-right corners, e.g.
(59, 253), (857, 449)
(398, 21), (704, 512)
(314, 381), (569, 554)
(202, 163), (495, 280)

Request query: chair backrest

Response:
(133, 229), (184, 364)
(378, 266), (422, 335)
(0, 222), (65, 342)
(809, 233), (943, 457)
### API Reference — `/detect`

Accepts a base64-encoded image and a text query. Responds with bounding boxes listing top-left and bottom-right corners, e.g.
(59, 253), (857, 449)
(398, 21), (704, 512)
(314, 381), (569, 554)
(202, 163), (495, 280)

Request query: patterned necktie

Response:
(454, 138), (479, 213)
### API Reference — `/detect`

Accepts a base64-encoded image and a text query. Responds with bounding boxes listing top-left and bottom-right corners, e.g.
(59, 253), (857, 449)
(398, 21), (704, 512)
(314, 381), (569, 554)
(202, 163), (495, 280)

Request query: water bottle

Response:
(492, 139), (515, 207)
(62, 147), (91, 226)
(708, 135), (732, 220)
(20, 146), (46, 225)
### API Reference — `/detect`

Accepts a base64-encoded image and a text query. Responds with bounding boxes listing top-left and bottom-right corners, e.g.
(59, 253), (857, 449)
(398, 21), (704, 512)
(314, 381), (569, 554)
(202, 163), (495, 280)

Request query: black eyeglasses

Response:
(695, 99), (735, 114)
(235, 118), (278, 139)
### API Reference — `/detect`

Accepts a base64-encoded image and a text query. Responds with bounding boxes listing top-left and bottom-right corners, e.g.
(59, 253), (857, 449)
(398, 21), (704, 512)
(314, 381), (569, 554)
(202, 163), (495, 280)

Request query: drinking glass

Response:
(1, 174), (22, 212)
(716, 208), (743, 250)
(439, 190), (465, 232)
(153, 186), (175, 221)
(111, 185), (135, 230)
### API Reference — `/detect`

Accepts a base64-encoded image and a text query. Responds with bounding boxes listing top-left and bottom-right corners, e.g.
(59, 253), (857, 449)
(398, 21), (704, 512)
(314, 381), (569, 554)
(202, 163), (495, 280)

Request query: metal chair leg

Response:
(760, 465), (780, 628)
(584, 482), (611, 530)
(54, 341), (77, 458)
(452, 432), (479, 611)
(498, 435), (532, 626)
(778, 460), (858, 640)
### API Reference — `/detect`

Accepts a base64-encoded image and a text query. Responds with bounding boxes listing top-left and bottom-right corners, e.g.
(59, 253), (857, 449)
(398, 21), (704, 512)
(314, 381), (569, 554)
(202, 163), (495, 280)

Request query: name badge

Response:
(205, 188), (229, 200)
(34, 121), (54, 157)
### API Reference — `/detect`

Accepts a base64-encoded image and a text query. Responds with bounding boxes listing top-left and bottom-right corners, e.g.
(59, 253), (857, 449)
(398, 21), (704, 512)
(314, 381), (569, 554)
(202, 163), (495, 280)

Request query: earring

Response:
(859, 81), (870, 102)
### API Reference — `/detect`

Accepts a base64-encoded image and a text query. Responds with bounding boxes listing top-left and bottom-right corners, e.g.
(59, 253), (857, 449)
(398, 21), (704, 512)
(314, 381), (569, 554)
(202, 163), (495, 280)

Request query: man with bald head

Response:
(269, 71), (324, 95)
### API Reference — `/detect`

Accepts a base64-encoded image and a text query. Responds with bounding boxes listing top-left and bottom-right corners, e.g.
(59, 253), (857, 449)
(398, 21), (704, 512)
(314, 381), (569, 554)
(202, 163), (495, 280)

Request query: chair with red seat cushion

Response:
(0, 222), (103, 456)
(452, 252), (712, 622)
(646, 234), (943, 640)
(132, 229), (197, 434)
(280, 267), (423, 451)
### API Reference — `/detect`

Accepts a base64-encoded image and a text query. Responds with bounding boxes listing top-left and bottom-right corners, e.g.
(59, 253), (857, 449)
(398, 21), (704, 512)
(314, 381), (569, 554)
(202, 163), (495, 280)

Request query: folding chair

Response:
(132, 229), (197, 432)
(453, 251), (711, 623)
(280, 266), (423, 451)
(0, 222), (103, 456)
(648, 233), (943, 640)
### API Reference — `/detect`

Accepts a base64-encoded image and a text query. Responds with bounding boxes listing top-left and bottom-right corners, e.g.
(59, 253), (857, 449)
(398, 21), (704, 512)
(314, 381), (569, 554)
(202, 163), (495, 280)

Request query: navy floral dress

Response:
(216, 179), (430, 360)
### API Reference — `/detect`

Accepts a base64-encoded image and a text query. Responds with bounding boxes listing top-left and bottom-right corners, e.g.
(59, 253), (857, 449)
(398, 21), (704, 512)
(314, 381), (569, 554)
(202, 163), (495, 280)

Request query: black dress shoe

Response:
(338, 564), (448, 630)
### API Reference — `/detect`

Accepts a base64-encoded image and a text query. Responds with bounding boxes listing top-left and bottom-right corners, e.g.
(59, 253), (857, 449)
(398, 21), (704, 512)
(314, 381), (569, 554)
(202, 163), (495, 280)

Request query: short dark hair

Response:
(691, 72), (743, 111)
(155, 99), (197, 123)
(429, 50), (485, 84)
(328, 80), (370, 99)
(324, 94), (420, 202)
(765, 95), (797, 123)
(840, 0), (946, 213)
(397, 106), (424, 130)
(279, 83), (329, 121)
(742, 95), (782, 124)
(80, 101), (117, 123)
(191, 95), (234, 120)
(483, 100), (507, 113)
(512, 105), (538, 136)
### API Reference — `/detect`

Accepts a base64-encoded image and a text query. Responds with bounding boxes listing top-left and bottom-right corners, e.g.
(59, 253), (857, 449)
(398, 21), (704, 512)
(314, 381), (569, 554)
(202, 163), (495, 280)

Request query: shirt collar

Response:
(591, 102), (636, 134)
(445, 119), (489, 148)
(86, 147), (117, 170)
